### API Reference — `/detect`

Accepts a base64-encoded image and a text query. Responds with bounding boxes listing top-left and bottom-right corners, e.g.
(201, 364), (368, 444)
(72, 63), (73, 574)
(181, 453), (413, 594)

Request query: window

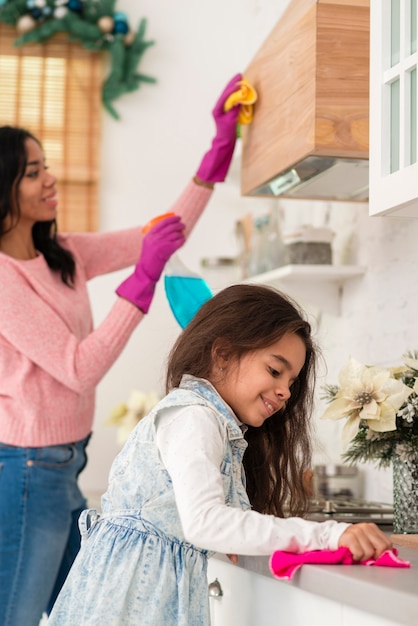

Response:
(0, 23), (103, 231)
(369, 0), (418, 216)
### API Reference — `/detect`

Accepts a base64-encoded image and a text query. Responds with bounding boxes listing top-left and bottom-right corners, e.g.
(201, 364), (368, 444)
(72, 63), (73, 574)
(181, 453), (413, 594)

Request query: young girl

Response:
(48, 284), (392, 626)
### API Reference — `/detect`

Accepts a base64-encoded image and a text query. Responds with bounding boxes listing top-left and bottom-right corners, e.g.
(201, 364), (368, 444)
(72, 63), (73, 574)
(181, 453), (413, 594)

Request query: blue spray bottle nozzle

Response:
(142, 213), (213, 329)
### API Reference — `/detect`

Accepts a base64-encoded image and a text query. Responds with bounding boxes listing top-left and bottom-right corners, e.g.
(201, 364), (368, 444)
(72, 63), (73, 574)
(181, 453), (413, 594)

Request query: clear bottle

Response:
(235, 214), (253, 279)
(249, 214), (270, 276)
(164, 254), (213, 329)
(266, 203), (287, 269)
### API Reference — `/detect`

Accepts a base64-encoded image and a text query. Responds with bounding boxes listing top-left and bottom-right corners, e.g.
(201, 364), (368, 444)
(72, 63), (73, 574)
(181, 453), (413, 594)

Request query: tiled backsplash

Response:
(279, 198), (418, 502)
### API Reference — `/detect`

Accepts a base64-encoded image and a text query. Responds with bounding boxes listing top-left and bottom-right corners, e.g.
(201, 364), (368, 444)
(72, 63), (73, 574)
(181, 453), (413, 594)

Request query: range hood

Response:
(241, 0), (370, 201)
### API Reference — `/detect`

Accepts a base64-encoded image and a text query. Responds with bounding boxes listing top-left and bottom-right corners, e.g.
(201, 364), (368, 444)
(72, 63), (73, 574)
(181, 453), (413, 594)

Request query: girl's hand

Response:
(338, 523), (393, 561)
(227, 554), (238, 564)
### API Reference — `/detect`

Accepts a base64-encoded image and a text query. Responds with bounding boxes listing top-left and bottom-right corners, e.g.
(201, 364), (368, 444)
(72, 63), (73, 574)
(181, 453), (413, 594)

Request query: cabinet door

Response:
(207, 558), (254, 626)
(369, 0), (418, 216)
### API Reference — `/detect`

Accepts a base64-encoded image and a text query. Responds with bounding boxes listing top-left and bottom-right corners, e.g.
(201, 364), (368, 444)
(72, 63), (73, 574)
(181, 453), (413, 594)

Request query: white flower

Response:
(321, 356), (412, 449)
(127, 390), (160, 417)
(107, 390), (160, 446)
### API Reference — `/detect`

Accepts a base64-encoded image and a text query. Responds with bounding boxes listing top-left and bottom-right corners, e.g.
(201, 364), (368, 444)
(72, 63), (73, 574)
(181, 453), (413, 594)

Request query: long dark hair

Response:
(0, 125), (75, 286)
(166, 284), (317, 518)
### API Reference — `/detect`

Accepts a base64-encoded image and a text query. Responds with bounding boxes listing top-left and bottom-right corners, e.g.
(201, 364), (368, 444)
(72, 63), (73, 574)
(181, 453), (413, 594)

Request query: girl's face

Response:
(213, 332), (307, 427)
(14, 138), (57, 226)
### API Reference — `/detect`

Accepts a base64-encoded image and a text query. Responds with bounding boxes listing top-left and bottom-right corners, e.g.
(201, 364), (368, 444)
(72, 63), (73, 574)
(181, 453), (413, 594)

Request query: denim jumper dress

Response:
(47, 375), (251, 626)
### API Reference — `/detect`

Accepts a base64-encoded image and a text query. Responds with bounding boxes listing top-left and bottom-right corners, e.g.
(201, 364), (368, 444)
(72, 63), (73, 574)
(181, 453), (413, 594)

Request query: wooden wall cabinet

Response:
(240, 0), (370, 202)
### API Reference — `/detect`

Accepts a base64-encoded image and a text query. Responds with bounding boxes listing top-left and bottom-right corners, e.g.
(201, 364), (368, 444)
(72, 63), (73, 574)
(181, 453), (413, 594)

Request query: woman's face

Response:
(14, 138), (58, 226)
(212, 332), (307, 427)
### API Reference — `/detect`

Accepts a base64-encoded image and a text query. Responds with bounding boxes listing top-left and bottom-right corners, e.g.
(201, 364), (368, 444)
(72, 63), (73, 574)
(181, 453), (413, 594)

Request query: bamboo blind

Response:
(0, 23), (103, 231)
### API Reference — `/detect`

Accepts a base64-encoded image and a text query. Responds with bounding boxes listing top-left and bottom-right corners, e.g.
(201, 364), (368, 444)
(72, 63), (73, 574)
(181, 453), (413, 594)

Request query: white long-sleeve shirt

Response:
(156, 405), (351, 556)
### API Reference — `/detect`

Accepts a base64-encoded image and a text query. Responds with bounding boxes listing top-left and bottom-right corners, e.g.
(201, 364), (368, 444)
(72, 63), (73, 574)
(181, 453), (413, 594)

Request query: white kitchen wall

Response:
(79, 0), (286, 494)
(79, 0), (418, 505)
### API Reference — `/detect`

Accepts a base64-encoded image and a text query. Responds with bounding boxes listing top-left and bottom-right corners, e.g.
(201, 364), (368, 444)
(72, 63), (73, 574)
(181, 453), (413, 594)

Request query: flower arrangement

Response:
(106, 389), (160, 446)
(320, 351), (418, 468)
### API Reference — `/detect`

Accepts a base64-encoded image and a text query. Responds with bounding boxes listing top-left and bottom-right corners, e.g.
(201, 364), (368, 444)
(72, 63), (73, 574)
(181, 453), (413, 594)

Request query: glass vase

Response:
(392, 453), (418, 534)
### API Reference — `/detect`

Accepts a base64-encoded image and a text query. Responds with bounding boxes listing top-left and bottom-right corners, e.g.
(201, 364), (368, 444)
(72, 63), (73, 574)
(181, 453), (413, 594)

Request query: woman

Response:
(0, 72), (242, 626)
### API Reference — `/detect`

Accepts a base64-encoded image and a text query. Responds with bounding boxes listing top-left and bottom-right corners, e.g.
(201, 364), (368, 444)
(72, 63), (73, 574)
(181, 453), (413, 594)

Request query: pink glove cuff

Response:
(116, 268), (156, 314)
(196, 132), (239, 183)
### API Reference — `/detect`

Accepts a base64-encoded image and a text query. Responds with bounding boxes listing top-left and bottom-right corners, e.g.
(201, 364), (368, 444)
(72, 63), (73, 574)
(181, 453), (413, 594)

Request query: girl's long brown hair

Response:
(166, 284), (317, 517)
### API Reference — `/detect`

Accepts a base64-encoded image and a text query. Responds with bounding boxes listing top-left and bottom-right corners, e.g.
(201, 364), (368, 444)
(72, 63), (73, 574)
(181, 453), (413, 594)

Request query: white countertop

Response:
(231, 545), (418, 626)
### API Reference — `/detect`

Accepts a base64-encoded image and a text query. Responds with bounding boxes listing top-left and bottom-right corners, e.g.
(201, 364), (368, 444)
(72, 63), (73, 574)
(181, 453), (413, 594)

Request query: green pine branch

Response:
(0, 1), (156, 119)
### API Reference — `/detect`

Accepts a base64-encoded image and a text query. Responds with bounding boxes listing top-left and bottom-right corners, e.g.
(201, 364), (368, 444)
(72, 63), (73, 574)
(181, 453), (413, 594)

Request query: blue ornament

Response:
(66, 0), (83, 13)
(113, 12), (127, 22)
(30, 7), (43, 19)
(26, 0), (36, 7)
(113, 20), (129, 35)
(0, 0), (7, 6)
(42, 5), (52, 16)
(112, 10), (129, 34)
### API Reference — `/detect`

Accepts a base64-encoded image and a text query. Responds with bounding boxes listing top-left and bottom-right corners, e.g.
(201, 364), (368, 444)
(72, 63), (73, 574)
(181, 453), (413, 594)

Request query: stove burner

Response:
(305, 497), (394, 526)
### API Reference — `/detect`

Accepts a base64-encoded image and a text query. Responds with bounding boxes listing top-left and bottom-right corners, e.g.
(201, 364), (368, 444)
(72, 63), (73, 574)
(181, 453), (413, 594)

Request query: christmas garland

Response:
(0, 0), (156, 119)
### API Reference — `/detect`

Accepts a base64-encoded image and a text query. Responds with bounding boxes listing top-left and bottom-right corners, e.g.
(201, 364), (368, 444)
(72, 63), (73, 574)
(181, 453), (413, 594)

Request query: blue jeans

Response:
(0, 435), (91, 626)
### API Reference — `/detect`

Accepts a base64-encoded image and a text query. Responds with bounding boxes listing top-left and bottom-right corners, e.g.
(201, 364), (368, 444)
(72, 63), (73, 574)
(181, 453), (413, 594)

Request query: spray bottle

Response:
(142, 213), (213, 329)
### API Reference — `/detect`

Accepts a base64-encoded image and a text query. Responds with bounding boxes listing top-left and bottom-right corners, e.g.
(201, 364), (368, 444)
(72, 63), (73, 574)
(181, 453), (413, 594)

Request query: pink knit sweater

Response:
(0, 181), (212, 446)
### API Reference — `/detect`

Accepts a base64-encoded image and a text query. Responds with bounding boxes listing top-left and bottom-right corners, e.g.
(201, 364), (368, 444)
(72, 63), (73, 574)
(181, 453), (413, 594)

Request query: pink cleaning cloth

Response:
(269, 546), (411, 580)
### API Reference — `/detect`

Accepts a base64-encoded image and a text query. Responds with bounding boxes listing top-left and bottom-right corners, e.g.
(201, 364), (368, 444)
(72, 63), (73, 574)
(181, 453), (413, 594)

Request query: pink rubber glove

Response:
(116, 215), (185, 313)
(195, 73), (242, 183)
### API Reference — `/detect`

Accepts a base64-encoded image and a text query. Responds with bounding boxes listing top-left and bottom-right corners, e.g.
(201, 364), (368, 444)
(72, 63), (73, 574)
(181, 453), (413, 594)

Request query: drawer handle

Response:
(208, 578), (223, 597)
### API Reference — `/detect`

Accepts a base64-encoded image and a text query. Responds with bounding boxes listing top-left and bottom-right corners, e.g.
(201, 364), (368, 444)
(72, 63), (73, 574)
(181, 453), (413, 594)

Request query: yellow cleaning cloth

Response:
(224, 78), (257, 125)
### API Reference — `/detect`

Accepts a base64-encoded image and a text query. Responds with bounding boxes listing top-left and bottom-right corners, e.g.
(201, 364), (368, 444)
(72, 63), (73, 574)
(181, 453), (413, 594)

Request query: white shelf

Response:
(245, 264), (366, 315)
